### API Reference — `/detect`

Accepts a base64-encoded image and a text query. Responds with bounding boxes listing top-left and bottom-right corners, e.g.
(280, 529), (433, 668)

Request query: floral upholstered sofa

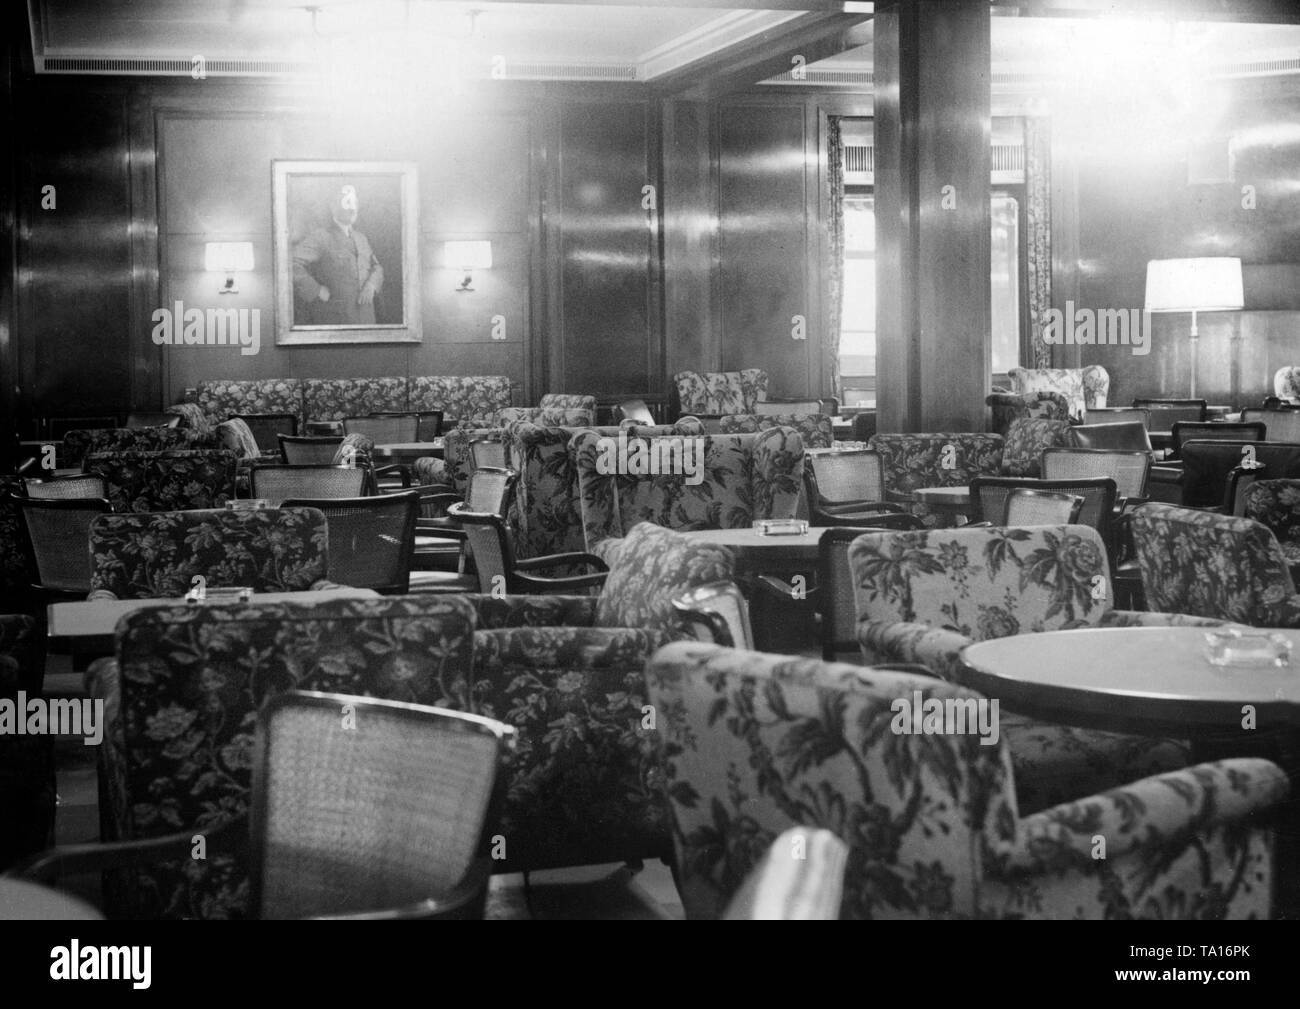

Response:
(645, 640), (1286, 919)
(571, 427), (804, 549)
(180, 375), (515, 430)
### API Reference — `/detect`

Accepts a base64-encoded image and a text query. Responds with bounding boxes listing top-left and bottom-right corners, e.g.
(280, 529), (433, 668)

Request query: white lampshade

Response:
(204, 242), (255, 273)
(444, 240), (492, 270)
(1145, 257), (1243, 313)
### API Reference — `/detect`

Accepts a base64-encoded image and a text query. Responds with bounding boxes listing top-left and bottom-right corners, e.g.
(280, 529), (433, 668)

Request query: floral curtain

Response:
(1025, 116), (1053, 369)
(827, 115), (846, 402)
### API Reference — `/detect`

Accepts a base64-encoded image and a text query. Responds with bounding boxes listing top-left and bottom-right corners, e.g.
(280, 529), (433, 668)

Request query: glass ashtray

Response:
(187, 586), (253, 605)
(752, 519), (809, 537)
(1203, 629), (1292, 667)
(226, 499), (270, 511)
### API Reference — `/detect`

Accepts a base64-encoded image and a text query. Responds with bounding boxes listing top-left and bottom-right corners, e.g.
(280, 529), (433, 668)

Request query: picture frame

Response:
(272, 160), (421, 345)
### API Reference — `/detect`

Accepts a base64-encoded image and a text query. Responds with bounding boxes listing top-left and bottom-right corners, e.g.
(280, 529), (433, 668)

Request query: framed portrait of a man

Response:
(272, 160), (421, 344)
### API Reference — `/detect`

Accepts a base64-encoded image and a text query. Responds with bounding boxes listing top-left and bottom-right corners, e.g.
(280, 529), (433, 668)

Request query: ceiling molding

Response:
(639, 10), (805, 80)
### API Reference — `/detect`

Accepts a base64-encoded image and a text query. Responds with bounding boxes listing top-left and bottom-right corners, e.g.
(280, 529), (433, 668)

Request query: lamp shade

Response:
(444, 240), (492, 270)
(204, 242), (255, 273)
(1144, 257), (1243, 313)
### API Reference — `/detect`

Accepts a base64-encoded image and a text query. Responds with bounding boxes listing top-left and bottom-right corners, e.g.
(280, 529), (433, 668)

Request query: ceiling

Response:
(25, 0), (1300, 90)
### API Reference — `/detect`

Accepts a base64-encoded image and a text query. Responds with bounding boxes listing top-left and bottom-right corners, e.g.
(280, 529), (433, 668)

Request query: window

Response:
(839, 191), (1023, 402)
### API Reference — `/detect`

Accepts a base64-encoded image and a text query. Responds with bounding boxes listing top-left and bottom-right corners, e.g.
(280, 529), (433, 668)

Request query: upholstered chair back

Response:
(850, 524), (1114, 640)
(671, 369), (769, 416)
(1007, 365), (1109, 420)
(1131, 503), (1298, 625)
(867, 432), (1004, 498)
(88, 506), (328, 599)
(645, 641), (1017, 919)
(539, 393), (597, 414)
(718, 412), (834, 448)
(571, 428), (804, 548)
(84, 449), (238, 512)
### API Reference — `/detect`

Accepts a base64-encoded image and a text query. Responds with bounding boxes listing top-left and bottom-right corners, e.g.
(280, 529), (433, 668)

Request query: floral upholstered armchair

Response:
(495, 406), (595, 428)
(867, 432), (1003, 525)
(645, 640), (1287, 919)
(1242, 480), (1300, 577)
(718, 412), (834, 448)
(849, 524), (1231, 813)
(503, 420), (704, 560)
(1132, 503), (1300, 626)
(84, 595), (480, 918)
(984, 390), (1070, 438)
(0, 615), (54, 871)
(1005, 365), (1109, 421)
(87, 507), (331, 600)
(464, 521), (736, 872)
(84, 449), (237, 512)
(670, 369), (769, 418)
(571, 428), (804, 549)
(1274, 366), (1300, 404)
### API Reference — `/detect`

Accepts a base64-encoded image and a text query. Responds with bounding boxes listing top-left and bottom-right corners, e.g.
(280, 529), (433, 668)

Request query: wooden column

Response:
(873, 0), (991, 433)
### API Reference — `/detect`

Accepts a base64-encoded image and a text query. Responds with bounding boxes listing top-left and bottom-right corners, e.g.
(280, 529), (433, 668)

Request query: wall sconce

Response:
(445, 240), (492, 292)
(205, 242), (255, 295)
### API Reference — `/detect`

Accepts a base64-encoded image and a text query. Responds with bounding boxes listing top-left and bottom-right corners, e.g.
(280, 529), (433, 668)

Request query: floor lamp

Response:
(1144, 258), (1244, 400)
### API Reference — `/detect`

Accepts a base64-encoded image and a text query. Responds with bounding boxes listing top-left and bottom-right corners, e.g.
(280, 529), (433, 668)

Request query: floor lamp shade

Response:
(1144, 258), (1244, 398)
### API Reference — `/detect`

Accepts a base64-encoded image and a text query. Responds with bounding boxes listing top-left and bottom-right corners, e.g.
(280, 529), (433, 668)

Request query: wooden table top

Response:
(960, 625), (1300, 738)
(372, 441), (444, 460)
(678, 527), (826, 561)
(912, 485), (972, 506)
(49, 588), (381, 650)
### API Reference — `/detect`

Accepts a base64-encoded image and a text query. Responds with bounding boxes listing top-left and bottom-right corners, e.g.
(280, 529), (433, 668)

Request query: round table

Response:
(910, 485), (973, 521)
(372, 440), (444, 462)
(677, 527), (825, 575)
(960, 625), (1300, 739)
(0, 879), (103, 920)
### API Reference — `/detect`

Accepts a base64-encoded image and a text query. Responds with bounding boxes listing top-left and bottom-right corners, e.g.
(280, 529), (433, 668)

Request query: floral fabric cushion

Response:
(194, 379), (304, 427)
(92, 595), (478, 918)
(1001, 417), (1072, 477)
(1132, 503), (1300, 625)
(985, 391), (1070, 438)
(301, 377), (408, 422)
(408, 375), (513, 428)
(539, 394), (597, 413)
(84, 449), (238, 513)
(572, 428), (804, 547)
(593, 521), (735, 633)
(216, 418), (261, 460)
(166, 402), (213, 438)
(497, 406), (594, 428)
(646, 640), (1284, 919)
(867, 432), (1004, 500)
(1274, 366), (1300, 402)
(1243, 480), (1300, 560)
(331, 432), (374, 472)
(718, 412), (834, 448)
(88, 507), (328, 599)
(672, 369), (769, 415)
